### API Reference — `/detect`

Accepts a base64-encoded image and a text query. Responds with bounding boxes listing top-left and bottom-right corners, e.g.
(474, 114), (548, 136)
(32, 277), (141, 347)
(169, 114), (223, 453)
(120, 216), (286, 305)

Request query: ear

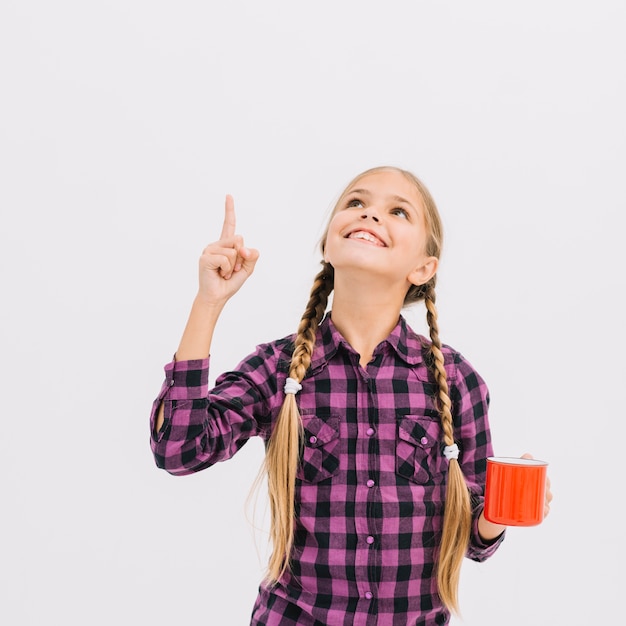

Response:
(408, 256), (438, 287)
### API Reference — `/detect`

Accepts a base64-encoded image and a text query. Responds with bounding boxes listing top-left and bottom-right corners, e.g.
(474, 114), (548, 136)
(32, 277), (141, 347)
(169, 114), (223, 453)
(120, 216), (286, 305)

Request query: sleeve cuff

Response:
(467, 499), (506, 560)
(163, 357), (210, 400)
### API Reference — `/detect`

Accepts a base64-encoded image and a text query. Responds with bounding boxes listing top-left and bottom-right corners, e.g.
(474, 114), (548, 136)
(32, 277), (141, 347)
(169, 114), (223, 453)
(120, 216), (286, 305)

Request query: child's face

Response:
(323, 170), (438, 289)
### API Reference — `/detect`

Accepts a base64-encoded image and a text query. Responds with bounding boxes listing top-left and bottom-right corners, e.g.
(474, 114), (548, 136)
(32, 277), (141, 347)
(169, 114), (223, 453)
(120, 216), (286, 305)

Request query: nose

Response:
(360, 208), (380, 223)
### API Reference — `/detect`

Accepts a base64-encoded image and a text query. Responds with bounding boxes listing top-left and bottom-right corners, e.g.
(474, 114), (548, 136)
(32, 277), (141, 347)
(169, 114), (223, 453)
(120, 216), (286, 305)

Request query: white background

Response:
(1, 1), (625, 624)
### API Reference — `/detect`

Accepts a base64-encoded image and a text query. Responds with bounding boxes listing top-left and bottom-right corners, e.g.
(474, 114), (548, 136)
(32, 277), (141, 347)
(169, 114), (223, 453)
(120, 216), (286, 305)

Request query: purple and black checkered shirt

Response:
(150, 314), (504, 625)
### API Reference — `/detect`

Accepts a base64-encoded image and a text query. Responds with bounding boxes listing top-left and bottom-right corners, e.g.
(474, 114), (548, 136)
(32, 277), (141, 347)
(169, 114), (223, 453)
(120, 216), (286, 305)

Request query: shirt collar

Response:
(309, 313), (426, 372)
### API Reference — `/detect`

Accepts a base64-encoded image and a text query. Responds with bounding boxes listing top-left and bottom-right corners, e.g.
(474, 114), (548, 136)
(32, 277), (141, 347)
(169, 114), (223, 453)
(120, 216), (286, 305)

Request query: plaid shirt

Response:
(150, 315), (504, 625)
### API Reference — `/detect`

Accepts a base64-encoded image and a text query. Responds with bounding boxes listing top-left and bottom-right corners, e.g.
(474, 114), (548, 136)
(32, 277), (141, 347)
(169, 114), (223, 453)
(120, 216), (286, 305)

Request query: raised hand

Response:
(171, 195), (260, 363)
(197, 195), (259, 306)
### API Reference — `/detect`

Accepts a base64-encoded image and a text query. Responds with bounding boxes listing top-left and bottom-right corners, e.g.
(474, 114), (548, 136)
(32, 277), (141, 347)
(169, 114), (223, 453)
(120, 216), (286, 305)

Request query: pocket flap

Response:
(397, 415), (438, 450)
(301, 415), (340, 448)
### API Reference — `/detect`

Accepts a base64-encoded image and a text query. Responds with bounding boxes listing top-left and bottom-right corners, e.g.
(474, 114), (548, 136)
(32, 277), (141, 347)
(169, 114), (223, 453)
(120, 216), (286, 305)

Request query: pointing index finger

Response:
(220, 194), (236, 239)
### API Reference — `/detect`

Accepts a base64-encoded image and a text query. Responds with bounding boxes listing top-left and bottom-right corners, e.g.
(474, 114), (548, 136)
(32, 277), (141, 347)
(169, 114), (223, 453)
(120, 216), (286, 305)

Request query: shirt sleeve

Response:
(149, 342), (282, 476)
(449, 351), (506, 561)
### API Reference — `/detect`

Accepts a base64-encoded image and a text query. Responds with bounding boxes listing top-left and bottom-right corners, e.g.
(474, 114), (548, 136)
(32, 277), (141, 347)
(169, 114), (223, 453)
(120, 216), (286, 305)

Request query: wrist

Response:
(193, 292), (228, 312)
(478, 510), (506, 542)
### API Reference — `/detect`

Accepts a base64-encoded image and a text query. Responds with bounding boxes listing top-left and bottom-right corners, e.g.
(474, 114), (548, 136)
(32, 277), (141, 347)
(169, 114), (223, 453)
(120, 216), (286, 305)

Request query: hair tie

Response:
(443, 443), (459, 460)
(284, 377), (302, 395)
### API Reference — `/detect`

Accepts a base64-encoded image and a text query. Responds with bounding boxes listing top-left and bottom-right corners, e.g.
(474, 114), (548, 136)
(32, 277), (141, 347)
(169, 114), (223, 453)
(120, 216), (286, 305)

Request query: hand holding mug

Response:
(484, 453), (552, 526)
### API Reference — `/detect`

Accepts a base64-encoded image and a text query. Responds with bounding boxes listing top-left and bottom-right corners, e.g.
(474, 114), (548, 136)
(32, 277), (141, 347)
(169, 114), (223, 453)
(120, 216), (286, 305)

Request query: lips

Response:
(346, 229), (387, 247)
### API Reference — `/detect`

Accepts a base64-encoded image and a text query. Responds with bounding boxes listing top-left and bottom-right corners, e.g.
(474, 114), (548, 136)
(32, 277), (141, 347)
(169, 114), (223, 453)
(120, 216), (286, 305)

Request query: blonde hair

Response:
(263, 166), (471, 613)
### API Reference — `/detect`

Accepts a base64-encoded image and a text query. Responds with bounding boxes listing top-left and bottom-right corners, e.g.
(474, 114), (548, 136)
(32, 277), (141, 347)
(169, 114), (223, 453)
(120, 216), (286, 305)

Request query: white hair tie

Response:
(443, 443), (459, 460)
(284, 377), (302, 395)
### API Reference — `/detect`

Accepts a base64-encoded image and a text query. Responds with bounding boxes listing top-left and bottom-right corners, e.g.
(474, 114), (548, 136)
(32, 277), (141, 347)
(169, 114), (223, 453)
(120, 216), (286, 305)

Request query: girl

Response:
(150, 166), (551, 625)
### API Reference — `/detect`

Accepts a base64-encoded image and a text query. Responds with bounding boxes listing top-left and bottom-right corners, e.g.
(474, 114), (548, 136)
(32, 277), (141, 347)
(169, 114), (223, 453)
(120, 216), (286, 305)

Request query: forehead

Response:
(344, 170), (424, 207)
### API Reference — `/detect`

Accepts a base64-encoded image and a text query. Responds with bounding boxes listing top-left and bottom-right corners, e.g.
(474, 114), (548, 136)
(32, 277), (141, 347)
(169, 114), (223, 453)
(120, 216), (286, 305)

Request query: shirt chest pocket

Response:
(396, 414), (442, 485)
(297, 415), (341, 484)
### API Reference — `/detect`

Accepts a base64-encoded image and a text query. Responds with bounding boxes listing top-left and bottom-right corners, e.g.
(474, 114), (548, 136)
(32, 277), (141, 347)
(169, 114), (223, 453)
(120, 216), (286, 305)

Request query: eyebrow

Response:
(390, 195), (414, 207)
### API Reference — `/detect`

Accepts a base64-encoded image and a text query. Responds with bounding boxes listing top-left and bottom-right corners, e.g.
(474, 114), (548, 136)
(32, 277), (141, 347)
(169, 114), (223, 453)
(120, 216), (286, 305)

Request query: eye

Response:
(391, 207), (409, 219)
(346, 198), (364, 208)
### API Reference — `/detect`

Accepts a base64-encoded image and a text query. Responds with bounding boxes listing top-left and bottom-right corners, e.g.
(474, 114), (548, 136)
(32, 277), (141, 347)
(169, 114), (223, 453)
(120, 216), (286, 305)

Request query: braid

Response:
(289, 263), (334, 380)
(424, 284), (472, 614)
(424, 286), (454, 446)
(264, 262), (334, 584)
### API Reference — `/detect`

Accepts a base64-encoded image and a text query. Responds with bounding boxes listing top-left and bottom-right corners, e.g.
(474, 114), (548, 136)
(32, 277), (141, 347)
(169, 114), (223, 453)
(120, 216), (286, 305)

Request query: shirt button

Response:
(420, 436), (429, 445)
(366, 479), (375, 488)
(365, 591), (373, 600)
(309, 436), (317, 444)
(366, 427), (375, 437)
(366, 535), (375, 545)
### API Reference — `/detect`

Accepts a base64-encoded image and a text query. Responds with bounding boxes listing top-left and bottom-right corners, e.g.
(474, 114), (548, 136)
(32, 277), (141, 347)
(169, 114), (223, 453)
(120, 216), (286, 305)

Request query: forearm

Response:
(152, 194), (259, 439)
(176, 295), (225, 360)
(154, 296), (224, 434)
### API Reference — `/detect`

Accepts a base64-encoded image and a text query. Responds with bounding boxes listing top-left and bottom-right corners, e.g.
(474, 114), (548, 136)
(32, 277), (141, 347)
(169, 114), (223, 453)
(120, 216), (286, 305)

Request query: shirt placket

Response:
(353, 362), (381, 625)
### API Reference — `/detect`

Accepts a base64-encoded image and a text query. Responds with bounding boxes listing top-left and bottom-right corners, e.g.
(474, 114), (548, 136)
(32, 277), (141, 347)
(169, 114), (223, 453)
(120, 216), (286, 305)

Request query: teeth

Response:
(351, 231), (382, 245)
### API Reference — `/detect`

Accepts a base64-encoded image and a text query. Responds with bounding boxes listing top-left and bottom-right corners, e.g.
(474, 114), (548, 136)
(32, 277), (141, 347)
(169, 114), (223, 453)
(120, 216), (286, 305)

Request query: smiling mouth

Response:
(346, 230), (386, 247)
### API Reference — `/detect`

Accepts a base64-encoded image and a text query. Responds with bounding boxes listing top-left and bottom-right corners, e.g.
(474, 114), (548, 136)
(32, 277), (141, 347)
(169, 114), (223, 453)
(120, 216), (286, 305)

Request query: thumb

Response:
(239, 246), (260, 273)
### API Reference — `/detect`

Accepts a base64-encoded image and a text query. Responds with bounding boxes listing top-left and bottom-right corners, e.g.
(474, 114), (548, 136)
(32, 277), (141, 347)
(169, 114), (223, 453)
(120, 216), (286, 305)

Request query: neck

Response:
(330, 273), (406, 367)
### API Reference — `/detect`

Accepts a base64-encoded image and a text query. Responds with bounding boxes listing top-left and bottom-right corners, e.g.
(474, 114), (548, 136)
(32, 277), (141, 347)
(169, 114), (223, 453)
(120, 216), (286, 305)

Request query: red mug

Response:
(484, 456), (548, 526)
